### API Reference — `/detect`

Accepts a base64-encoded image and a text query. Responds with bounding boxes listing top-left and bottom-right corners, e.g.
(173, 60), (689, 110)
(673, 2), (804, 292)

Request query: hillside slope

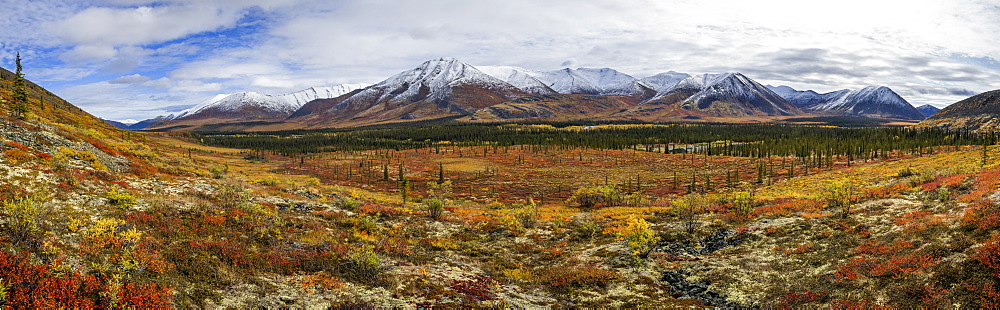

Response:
(917, 90), (1000, 132)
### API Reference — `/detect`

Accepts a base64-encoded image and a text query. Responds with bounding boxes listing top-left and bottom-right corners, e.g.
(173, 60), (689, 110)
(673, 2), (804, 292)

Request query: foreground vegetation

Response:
(2, 92), (1000, 307)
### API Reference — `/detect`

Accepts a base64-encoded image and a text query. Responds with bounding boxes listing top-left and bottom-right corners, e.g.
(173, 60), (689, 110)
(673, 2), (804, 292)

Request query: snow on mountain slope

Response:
(814, 86), (907, 111)
(916, 104), (941, 117)
(476, 66), (556, 95)
(765, 85), (829, 106)
(278, 85), (370, 107)
(528, 68), (646, 96)
(177, 94), (230, 118)
(288, 57), (532, 125)
(343, 57), (520, 106)
(657, 73), (732, 94)
(644, 73), (799, 116)
(638, 71), (691, 93)
(768, 85), (924, 120)
(176, 84), (369, 119)
(686, 73), (799, 116)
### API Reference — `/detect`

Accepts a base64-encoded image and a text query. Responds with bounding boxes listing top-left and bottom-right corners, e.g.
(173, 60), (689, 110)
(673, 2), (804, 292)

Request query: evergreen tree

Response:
(11, 52), (29, 119)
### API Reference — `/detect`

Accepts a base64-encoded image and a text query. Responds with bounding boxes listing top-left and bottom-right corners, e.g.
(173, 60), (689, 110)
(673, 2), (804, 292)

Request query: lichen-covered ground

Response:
(1, 109), (1000, 307)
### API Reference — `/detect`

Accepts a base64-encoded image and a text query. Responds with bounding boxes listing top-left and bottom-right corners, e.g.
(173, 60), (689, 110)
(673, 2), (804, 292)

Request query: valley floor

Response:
(2, 128), (1000, 308)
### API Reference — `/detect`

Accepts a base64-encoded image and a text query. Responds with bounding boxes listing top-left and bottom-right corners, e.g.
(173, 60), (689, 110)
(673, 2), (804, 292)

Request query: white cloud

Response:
(250, 76), (296, 89)
(141, 77), (173, 88)
(7, 0), (1000, 120)
(172, 80), (223, 92)
(48, 5), (242, 62)
(108, 73), (151, 84)
(58, 81), (201, 120)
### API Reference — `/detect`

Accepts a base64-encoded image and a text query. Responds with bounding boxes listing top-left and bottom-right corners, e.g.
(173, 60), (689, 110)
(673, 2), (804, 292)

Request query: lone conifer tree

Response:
(11, 53), (29, 119)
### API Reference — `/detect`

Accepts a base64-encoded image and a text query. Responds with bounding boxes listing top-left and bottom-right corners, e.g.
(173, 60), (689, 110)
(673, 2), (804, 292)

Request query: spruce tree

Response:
(11, 52), (29, 119)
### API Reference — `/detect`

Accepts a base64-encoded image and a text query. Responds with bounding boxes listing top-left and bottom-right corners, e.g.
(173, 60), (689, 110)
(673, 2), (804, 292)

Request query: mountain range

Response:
(766, 85), (925, 120)
(134, 57), (929, 131)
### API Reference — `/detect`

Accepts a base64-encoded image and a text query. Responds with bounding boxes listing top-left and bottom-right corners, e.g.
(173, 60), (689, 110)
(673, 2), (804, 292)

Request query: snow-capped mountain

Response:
(916, 104), (941, 117)
(279, 85), (371, 108)
(476, 66), (557, 95)
(175, 94), (232, 118)
(290, 57), (528, 126)
(765, 85), (839, 106)
(768, 85), (924, 120)
(638, 71), (691, 93)
(105, 114), (177, 130)
(647, 73), (800, 116)
(173, 84), (369, 121)
(528, 68), (650, 96)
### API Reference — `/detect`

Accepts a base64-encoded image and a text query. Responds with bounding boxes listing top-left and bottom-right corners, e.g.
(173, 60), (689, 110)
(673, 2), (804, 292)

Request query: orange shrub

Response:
(3, 149), (33, 162)
(862, 183), (910, 199)
(294, 271), (345, 293)
(830, 299), (895, 310)
(537, 263), (619, 292)
(832, 240), (938, 282)
(4, 140), (29, 152)
(961, 199), (1000, 230)
(973, 234), (1000, 277)
(0, 251), (172, 308)
(957, 170), (1000, 203)
(754, 199), (822, 217)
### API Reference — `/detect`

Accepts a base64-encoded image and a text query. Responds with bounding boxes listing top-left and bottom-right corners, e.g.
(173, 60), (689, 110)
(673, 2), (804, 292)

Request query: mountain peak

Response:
(642, 72), (799, 116)
(291, 58), (528, 126)
(168, 84), (369, 123)
(769, 85), (923, 120)
(476, 65), (557, 95)
(639, 71), (691, 93)
(530, 67), (644, 96)
(915, 104), (941, 118)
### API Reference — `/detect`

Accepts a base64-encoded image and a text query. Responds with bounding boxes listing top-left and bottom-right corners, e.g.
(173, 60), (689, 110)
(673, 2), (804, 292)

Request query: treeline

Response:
(198, 123), (997, 159)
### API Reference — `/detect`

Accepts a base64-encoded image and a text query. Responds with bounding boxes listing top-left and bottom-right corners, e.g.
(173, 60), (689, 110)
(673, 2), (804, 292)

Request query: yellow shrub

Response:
(567, 186), (622, 208)
(54, 146), (107, 170)
(614, 216), (659, 264)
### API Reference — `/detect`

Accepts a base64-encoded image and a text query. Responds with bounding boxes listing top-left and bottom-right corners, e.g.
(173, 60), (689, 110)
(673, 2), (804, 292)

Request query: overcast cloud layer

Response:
(2, 0), (999, 121)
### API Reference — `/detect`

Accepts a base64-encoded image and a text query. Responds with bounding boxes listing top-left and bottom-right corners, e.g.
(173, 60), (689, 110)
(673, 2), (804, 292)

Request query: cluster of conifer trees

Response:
(8, 53), (29, 119)
(200, 123), (996, 160)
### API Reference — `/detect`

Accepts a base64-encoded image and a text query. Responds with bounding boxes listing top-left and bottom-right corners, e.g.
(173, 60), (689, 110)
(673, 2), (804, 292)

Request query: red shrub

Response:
(831, 299), (895, 310)
(833, 241), (938, 282)
(4, 149), (33, 162)
(754, 198), (822, 217)
(863, 183), (909, 199)
(973, 235), (1000, 277)
(449, 274), (499, 301)
(958, 170), (1000, 202)
(4, 140), (30, 152)
(779, 290), (828, 309)
(962, 199), (1000, 230)
(0, 251), (171, 308)
(538, 263), (619, 292)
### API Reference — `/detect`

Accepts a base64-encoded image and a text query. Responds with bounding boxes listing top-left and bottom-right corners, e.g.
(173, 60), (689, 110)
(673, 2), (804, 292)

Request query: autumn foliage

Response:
(0, 251), (172, 308)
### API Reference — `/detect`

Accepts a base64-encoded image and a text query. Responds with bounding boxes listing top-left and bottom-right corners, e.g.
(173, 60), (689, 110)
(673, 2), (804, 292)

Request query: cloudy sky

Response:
(2, 0), (999, 121)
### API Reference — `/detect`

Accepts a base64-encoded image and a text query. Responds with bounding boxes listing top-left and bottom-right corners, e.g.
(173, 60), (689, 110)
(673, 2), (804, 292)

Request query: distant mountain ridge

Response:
(141, 57), (929, 131)
(916, 104), (941, 117)
(138, 84), (367, 130)
(642, 73), (800, 117)
(286, 57), (529, 127)
(175, 84), (369, 120)
(766, 85), (924, 120)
